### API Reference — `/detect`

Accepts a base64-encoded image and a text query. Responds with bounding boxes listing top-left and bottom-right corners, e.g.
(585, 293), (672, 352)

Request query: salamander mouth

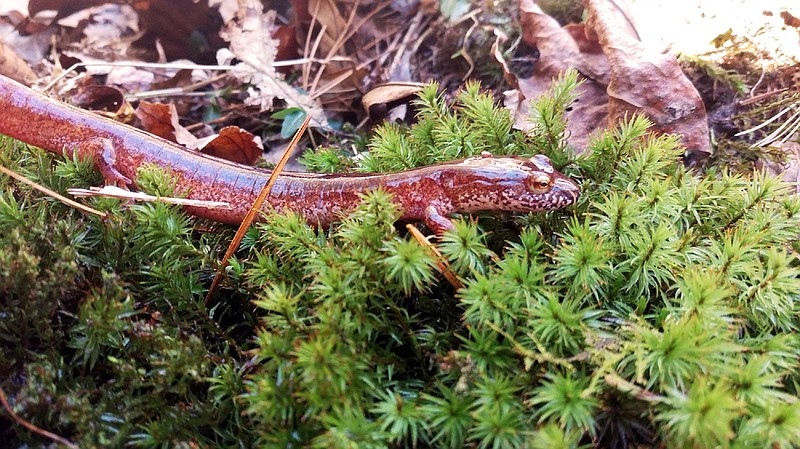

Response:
(548, 177), (581, 208)
(555, 177), (580, 198)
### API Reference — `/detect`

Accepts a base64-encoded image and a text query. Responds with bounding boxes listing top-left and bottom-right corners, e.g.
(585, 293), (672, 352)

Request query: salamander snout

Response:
(550, 175), (581, 208)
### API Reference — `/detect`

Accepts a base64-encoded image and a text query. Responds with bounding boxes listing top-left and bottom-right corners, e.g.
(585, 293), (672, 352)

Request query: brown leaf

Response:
(509, 75), (608, 152)
(29, 0), (224, 63)
(362, 82), (425, 117)
(510, 0), (609, 152)
(491, 29), (520, 91)
(71, 84), (124, 113)
(150, 69), (193, 90)
(512, 0), (710, 160)
(200, 126), (263, 166)
(130, 0), (225, 63)
(135, 101), (196, 144)
(780, 11), (800, 28)
(520, 0), (592, 78)
(584, 0), (710, 160)
(0, 39), (36, 85)
(562, 23), (609, 85)
(218, 1), (327, 127)
(307, 0), (348, 56)
(272, 24), (299, 68)
(762, 142), (800, 192)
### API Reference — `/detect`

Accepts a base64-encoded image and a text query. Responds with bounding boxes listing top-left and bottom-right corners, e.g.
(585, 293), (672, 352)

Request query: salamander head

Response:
(450, 153), (580, 213)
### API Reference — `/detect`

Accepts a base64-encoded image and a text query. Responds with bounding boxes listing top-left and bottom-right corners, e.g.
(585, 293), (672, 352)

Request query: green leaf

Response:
(276, 107), (307, 139)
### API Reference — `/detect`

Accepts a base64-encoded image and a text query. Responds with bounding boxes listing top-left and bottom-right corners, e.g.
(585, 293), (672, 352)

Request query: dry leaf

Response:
(28, 0), (108, 21)
(150, 69), (194, 90)
(362, 82), (425, 116)
(491, 28), (520, 91)
(509, 0), (608, 152)
(308, 0), (348, 57)
(71, 84), (124, 113)
(0, 39), (36, 85)
(30, 0), (224, 63)
(584, 0), (710, 160)
(135, 102), (263, 165)
(135, 101), (197, 145)
(209, 0), (238, 23)
(510, 0), (711, 160)
(0, 4), (55, 66)
(272, 24), (300, 69)
(130, 0), (225, 63)
(217, 0), (327, 128)
(758, 141), (800, 191)
(520, 0), (590, 78)
(200, 126), (263, 165)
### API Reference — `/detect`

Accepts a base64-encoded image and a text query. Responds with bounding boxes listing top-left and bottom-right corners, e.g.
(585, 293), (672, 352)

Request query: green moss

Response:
(2, 70), (800, 448)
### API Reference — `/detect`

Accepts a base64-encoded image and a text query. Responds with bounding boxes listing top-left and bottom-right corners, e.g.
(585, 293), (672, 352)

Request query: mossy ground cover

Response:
(2, 72), (800, 448)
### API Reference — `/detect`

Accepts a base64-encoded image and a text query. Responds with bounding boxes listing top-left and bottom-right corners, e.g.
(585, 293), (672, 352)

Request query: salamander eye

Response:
(531, 173), (552, 192)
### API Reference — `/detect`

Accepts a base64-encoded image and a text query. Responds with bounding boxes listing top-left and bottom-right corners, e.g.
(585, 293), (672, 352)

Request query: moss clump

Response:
(2, 70), (800, 448)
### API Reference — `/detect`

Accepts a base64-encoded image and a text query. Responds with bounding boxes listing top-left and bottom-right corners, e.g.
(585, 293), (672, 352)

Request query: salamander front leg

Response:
(423, 205), (455, 234)
(80, 138), (132, 186)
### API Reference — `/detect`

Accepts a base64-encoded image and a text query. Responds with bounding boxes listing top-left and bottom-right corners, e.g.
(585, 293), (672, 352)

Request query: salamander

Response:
(0, 74), (580, 232)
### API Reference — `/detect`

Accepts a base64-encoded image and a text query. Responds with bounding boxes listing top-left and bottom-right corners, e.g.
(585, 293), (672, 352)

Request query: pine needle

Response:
(0, 163), (107, 218)
(204, 114), (312, 305)
(405, 223), (464, 290)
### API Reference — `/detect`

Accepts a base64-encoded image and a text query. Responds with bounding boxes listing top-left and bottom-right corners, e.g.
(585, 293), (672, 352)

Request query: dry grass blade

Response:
(734, 100), (796, 136)
(736, 95), (800, 147)
(405, 224), (464, 290)
(604, 373), (666, 403)
(204, 114), (312, 305)
(68, 185), (230, 208)
(753, 104), (800, 147)
(0, 164), (107, 218)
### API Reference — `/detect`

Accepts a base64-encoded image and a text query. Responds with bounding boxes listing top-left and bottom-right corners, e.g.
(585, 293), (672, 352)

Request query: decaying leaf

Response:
(71, 84), (124, 113)
(200, 126), (263, 165)
(362, 82), (426, 119)
(136, 101), (263, 165)
(135, 101), (197, 145)
(509, 0), (608, 152)
(217, 0), (327, 128)
(759, 141), (800, 191)
(491, 29), (520, 91)
(0, 39), (36, 85)
(510, 0), (711, 160)
(585, 0), (710, 161)
(299, 0), (373, 112)
(307, 0), (348, 57)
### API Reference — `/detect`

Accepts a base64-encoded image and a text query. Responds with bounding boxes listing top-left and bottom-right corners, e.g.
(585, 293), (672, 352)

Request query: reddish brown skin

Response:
(0, 75), (580, 231)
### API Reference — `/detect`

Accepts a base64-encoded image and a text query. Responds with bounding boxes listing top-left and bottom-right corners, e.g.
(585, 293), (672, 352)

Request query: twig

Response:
(0, 164), (107, 218)
(307, 0), (395, 96)
(738, 87), (788, 107)
(44, 59), (344, 92)
(0, 386), (79, 449)
(204, 114), (312, 305)
(405, 224), (464, 290)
